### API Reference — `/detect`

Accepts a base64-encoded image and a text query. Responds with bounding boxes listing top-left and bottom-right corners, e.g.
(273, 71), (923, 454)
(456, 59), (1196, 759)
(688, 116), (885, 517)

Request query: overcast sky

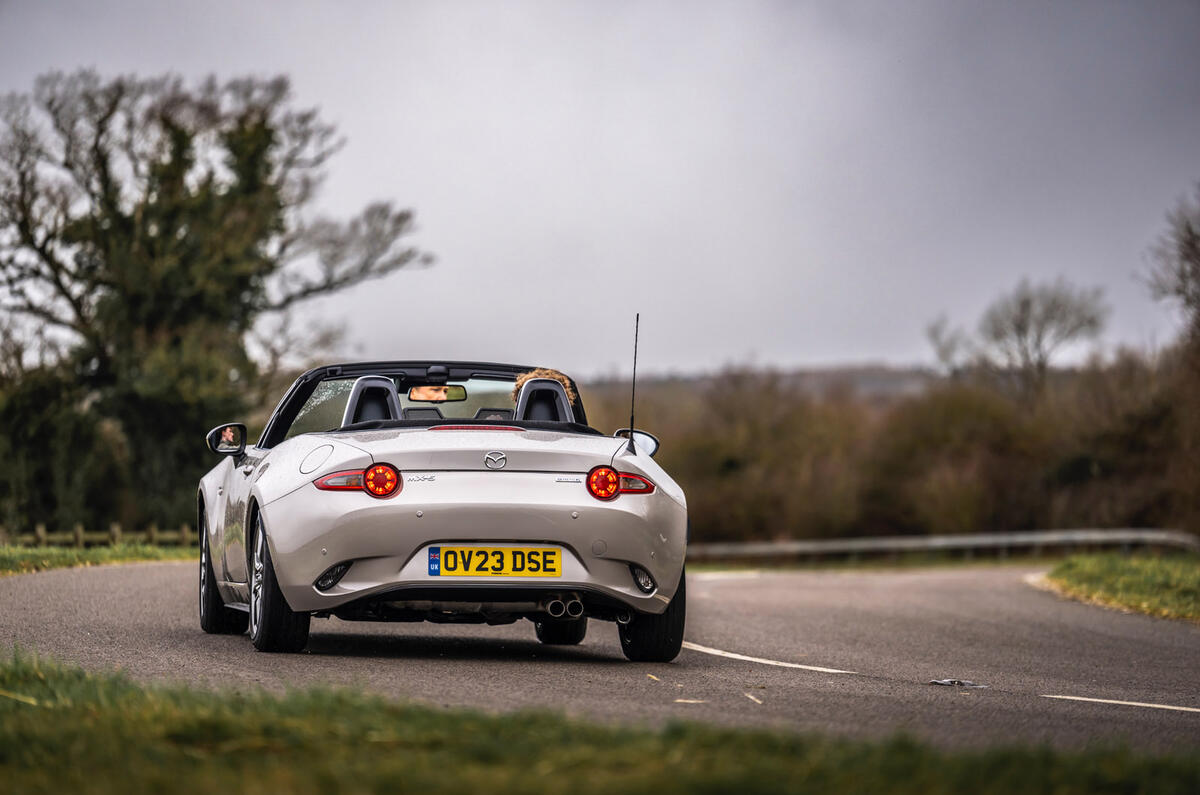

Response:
(2, 0), (1199, 377)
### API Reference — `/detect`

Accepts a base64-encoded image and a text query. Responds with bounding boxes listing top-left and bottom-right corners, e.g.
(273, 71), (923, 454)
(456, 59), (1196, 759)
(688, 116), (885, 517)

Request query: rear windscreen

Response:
(283, 376), (517, 439)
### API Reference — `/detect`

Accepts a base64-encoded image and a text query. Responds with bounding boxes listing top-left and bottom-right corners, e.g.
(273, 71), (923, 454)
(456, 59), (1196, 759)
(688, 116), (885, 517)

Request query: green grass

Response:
(1, 652), (1197, 795)
(1047, 552), (1200, 622)
(0, 544), (196, 576)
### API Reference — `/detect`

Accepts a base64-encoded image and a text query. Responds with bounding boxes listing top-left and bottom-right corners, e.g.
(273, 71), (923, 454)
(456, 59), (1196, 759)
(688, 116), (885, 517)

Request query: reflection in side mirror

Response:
(206, 423), (247, 456)
(614, 428), (661, 458)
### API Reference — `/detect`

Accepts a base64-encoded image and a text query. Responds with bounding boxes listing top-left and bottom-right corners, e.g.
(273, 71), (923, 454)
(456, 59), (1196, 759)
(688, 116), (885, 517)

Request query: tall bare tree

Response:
(1149, 183), (1200, 345)
(1149, 181), (1200, 532)
(976, 278), (1108, 399)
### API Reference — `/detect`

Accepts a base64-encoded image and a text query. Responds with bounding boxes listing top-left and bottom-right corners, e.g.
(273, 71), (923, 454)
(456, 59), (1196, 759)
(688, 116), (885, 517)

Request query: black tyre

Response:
(619, 571), (686, 662)
(249, 516), (310, 653)
(535, 617), (588, 645)
(199, 506), (248, 635)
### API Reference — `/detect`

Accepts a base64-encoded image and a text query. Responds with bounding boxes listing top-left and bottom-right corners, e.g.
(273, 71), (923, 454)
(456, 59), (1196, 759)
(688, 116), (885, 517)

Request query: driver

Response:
(409, 385), (451, 401)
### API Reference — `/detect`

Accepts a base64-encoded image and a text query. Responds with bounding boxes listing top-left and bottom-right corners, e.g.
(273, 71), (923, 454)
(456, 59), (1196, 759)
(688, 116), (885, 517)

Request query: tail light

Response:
(617, 473), (655, 494)
(586, 466), (656, 500)
(313, 470), (364, 491)
(587, 466), (620, 500)
(314, 464), (402, 498)
(364, 464), (401, 497)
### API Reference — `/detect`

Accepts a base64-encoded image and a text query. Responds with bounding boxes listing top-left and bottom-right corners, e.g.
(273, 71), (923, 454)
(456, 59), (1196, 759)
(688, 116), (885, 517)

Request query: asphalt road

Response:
(1, 562), (1197, 751)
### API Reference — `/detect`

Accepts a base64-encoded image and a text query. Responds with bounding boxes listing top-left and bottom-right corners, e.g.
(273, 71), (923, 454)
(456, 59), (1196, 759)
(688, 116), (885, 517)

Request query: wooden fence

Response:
(0, 523), (194, 548)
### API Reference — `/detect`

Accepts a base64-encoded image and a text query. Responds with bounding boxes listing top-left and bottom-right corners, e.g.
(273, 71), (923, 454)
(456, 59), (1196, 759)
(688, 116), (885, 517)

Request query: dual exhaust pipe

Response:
(543, 596), (632, 624)
(545, 597), (584, 619)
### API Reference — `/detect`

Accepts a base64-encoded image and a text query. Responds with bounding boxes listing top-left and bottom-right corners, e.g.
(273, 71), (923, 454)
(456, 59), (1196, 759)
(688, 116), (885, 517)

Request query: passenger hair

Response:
(512, 368), (577, 405)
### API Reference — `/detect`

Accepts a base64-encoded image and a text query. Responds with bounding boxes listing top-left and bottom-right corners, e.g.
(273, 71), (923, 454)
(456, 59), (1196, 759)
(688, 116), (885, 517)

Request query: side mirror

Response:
(206, 423), (247, 457)
(614, 428), (661, 458)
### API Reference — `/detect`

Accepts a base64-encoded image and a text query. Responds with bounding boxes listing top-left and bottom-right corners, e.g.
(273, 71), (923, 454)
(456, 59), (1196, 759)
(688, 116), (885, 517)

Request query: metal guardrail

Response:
(3, 524), (1197, 557)
(688, 529), (1200, 561)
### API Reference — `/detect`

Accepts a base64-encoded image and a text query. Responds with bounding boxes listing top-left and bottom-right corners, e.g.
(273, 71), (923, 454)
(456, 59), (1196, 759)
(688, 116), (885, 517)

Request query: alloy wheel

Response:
(199, 532), (208, 620)
(250, 527), (265, 638)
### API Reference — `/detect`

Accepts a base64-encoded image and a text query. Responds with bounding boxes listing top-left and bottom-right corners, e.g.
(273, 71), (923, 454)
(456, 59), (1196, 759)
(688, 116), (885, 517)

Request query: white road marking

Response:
(1041, 695), (1200, 714)
(691, 570), (761, 581)
(682, 641), (857, 674)
(674, 698), (707, 704)
(744, 693), (763, 705)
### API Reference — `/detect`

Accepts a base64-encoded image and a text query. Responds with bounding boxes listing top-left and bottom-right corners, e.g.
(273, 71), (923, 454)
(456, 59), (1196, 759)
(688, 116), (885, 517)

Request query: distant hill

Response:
(584, 364), (936, 402)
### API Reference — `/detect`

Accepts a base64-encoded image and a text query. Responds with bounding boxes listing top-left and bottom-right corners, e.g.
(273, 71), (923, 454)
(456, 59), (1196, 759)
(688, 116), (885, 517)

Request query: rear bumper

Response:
(260, 471), (687, 614)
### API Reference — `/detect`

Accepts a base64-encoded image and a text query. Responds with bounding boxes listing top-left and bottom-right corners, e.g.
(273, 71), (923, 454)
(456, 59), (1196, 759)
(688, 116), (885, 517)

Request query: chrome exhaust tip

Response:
(565, 599), (584, 618)
(546, 599), (566, 618)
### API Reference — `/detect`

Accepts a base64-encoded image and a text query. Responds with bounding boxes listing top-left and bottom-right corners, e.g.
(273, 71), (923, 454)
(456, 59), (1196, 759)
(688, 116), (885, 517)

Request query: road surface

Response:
(1, 562), (1197, 750)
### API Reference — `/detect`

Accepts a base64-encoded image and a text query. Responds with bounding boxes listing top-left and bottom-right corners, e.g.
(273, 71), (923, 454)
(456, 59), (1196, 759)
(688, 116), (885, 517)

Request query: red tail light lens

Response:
(587, 466), (620, 500)
(587, 467), (656, 500)
(364, 464), (401, 497)
(315, 464), (402, 498)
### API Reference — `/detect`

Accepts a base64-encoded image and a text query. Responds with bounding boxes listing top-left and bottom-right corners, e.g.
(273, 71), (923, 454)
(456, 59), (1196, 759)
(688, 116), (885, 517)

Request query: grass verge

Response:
(0, 544), (196, 576)
(1, 652), (1198, 795)
(1046, 552), (1200, 622)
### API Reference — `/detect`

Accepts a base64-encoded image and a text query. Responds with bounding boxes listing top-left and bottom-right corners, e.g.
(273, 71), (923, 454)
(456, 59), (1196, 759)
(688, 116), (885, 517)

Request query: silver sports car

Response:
(197, 361), (688, 661)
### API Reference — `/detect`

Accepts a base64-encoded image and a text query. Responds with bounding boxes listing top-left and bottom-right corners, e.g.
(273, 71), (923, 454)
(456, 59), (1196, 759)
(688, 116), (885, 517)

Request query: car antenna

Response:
(626, 313), (639, 454)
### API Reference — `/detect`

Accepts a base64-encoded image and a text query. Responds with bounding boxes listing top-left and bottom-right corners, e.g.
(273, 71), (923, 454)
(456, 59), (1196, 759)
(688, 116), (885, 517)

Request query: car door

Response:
(221, 445), (269, 583)
(203, 455), (234, 560)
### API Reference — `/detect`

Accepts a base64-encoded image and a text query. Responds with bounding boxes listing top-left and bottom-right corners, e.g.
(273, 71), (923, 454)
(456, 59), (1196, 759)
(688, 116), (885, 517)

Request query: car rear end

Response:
(259, 426), (688, 623)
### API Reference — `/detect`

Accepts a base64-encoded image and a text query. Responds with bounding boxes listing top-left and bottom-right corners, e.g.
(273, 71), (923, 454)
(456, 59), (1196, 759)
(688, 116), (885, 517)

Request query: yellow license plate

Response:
(428, 546), (561, 577)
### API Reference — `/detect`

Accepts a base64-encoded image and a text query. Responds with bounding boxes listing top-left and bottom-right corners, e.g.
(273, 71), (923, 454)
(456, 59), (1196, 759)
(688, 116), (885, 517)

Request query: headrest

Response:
(341, 376), (402, 426)
(514, 378), (573, 423)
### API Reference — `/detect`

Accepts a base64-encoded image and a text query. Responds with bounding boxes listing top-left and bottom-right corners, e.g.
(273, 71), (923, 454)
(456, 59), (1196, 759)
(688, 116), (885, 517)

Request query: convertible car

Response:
(197, 361), (688, 661)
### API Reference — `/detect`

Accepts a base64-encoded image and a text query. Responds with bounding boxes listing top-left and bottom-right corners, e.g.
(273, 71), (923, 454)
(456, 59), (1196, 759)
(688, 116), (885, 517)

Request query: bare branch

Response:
(925, 314), (969, 376)
(263, 202), (431, 312)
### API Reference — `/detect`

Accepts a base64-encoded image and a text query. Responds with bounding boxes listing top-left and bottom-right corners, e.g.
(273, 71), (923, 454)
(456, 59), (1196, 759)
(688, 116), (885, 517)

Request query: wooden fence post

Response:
(110, 522), (122, 545)
(73, 523), (84, 548)
(179, 522), (191, 547)
(35, 523), (47, 547)
(148, 523), (158, 545)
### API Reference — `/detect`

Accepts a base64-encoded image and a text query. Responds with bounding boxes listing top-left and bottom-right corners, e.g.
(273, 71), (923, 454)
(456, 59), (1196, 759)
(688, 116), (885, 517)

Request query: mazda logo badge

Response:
(484, 451), (507, 470)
